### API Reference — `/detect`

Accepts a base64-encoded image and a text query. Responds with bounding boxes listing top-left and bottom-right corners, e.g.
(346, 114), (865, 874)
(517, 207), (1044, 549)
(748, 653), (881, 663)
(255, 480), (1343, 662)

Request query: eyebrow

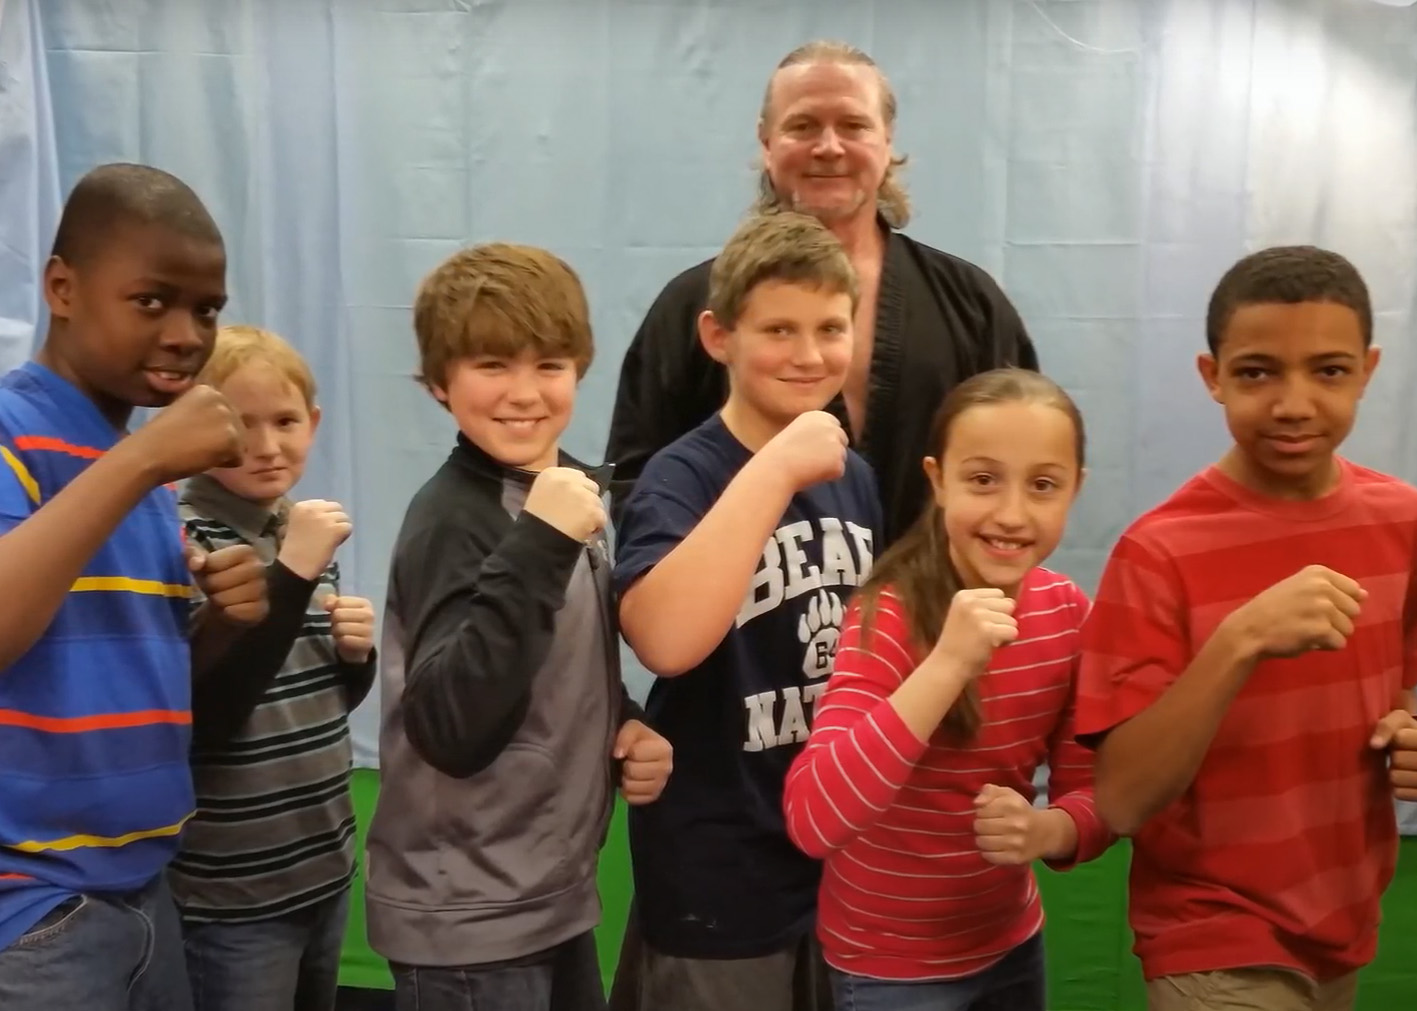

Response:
(958, 456), (1069, 470)
(1229, 350), (1358, 366)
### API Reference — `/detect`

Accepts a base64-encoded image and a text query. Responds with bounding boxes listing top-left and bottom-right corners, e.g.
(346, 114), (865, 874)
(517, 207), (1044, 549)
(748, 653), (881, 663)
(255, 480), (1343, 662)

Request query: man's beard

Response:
(785, 184), (869, 224)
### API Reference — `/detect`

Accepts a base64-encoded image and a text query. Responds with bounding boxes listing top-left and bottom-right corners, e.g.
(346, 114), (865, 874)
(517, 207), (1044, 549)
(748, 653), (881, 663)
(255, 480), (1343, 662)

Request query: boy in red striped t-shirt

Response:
(1076, 246), (1417, 1011)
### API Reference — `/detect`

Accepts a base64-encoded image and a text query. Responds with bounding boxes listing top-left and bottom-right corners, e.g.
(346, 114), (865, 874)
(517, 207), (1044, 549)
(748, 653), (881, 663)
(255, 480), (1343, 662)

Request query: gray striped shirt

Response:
(171, 475), (370, 923)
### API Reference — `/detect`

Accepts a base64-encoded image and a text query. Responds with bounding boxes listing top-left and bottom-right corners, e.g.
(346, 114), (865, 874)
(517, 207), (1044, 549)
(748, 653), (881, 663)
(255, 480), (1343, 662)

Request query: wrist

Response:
(1035, 807), (1078, 862)
(1215, 608), (1263, 664)
(103, 438), (170, 496)
(277, 545), (327, 581)
(738, 452), (798, 502)
(920, 647), (982, 688)
(338, 643), (372, 663)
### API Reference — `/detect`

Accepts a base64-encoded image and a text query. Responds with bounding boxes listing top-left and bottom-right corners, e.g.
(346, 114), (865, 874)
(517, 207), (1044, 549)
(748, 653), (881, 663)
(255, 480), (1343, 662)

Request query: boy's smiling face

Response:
(433, 350), (577, 471)
(700, 279), (853, 433)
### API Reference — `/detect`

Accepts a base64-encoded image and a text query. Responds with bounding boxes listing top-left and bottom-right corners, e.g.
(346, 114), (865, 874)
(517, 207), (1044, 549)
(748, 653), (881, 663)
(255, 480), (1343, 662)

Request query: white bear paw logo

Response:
(798, 590), (844, 680)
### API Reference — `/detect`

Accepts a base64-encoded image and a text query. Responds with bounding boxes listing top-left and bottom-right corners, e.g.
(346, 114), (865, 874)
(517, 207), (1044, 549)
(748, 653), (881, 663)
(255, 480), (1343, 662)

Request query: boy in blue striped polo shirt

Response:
(0, 163), (270, 1011)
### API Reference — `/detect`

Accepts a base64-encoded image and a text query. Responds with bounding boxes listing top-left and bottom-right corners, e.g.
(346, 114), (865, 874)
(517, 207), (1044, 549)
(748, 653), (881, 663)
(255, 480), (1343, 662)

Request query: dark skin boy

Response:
(0, 217), (266, 675)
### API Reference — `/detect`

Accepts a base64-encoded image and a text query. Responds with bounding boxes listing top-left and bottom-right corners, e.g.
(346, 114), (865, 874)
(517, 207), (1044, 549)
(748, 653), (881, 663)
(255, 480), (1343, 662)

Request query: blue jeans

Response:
(0, 875), (193, 1011)
(830, 932), (1045, 1011)
(392, 931), (606, 1011)
(181, 887), (350, 1011)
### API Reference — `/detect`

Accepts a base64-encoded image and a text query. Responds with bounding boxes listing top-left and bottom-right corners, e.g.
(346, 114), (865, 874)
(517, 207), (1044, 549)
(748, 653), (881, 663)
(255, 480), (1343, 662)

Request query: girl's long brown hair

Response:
(855, 368), (1086, 742)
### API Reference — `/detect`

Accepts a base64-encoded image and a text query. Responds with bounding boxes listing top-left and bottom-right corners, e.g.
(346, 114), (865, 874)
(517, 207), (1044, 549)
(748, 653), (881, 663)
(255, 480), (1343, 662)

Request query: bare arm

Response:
(1094, 617), (1257, 837)
(620, 454), (794, 677)
(0, 442), (160, 670)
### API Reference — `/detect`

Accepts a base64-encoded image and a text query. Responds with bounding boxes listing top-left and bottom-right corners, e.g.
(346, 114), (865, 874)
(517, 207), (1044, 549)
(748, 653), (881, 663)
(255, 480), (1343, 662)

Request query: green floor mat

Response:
(341, 769), (1417, 1009)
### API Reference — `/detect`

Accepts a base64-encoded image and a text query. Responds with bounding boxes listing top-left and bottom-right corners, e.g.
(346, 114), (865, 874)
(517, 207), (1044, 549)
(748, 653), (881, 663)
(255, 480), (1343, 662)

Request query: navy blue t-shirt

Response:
(613, 414), (883, 959)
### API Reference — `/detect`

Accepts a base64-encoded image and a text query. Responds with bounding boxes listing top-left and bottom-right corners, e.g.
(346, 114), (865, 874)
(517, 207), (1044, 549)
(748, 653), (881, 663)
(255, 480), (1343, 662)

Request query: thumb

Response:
(185, 543), (206, 574)
(614, 722), (641, 760)
(1371, 710), (1411, 749)
(974, 783), (1006, 808)
(321, 594), (339, 613)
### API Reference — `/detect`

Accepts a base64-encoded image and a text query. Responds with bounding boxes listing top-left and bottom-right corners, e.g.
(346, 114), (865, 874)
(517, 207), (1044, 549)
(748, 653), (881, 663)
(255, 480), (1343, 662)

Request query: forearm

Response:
(1095, 619), (1257, 836)
(0, 446), (159, 669)
(189, 606), (247, 681)
(621, 457), (794, 676)
(785, 703), (928, 856)
(404, 515), (582, 777)
(191, 562), (317, 747)
(887, 653), (974, 741)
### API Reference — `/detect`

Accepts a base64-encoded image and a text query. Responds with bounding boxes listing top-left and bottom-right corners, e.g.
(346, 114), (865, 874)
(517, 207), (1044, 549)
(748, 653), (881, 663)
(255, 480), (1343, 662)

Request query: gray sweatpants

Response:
(607, 904), (832, 1011)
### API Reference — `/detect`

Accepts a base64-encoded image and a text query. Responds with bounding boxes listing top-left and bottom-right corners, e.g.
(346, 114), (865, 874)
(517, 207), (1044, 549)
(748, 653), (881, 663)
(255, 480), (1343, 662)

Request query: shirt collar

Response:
(180, 472), (289, 545)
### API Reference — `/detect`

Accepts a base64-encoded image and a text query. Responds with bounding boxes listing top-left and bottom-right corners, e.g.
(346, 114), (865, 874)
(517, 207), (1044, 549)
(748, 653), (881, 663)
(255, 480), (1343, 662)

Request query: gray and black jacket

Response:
(365, 434), (643, 967)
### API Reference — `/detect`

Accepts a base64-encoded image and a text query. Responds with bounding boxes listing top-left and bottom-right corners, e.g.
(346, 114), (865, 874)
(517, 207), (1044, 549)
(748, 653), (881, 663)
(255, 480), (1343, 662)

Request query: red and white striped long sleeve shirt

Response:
(783, 568), (1113, 981)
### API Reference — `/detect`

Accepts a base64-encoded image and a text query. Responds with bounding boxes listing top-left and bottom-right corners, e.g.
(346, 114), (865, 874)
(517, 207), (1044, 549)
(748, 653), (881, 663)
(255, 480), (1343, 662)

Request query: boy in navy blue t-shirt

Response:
(610, 212), (881, 1011)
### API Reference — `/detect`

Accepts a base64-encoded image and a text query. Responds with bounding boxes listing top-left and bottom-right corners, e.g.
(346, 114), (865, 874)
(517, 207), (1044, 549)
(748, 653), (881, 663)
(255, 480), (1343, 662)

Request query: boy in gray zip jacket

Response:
(365, 242), (673, 1011)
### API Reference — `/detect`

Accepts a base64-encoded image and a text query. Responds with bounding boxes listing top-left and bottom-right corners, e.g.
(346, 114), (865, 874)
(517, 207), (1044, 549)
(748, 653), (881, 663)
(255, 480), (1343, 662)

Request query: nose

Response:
(811, 127), (845, 159)
(1272, 376), (1318, 421)
(505, 365), (540, 405)
(248, 425), (279, 459)
(159, 313), (206, 355)
(790, 334), (826, 370)
(994, 484), (1028, 529)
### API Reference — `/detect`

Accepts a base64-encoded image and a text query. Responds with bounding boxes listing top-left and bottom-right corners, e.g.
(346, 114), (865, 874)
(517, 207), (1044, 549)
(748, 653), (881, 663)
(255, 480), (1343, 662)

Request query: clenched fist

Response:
(973, 784), (1070, 866)
(190, 543), (268, 626)
(1371, 709), (1417, 802)
(932, 588), (1018, 674)
(614, 719), (673, 806)
(1231, 565), (1366, 659)
(324, 595), (376, 664)
(132, 385), (244, 485)
(760, 411), (848, 492)
(524, 467), (606, 543)
(279, 500), (353, 580)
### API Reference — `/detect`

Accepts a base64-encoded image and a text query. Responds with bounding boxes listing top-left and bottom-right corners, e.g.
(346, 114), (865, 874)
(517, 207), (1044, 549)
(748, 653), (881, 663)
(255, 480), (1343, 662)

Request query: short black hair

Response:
(50, 162), (223, 267)
(1205, 245), (1372, 355)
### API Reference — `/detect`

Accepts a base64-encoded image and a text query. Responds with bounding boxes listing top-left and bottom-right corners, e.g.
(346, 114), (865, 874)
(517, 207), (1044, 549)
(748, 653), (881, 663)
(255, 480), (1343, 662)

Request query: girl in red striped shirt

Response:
(783, 368), (1115, 1011)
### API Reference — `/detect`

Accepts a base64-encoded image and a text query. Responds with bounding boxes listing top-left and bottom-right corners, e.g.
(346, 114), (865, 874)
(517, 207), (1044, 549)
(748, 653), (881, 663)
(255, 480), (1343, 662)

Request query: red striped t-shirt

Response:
(1075, 458), (1417, 983)
(783, 568), (1113, 981)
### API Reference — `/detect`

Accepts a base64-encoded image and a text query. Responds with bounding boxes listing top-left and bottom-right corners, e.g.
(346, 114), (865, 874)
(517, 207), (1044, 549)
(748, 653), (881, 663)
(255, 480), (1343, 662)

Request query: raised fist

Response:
(524, 467), (606, 543)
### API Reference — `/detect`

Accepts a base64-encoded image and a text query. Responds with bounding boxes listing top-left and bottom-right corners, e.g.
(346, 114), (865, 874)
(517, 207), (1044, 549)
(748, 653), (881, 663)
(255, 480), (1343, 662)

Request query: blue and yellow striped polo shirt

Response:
(0, 361), (195, 951)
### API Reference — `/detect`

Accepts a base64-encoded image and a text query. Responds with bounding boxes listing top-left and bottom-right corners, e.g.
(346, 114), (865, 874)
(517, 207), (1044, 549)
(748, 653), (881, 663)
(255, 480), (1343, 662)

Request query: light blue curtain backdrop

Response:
(3, 0), (1416, 836)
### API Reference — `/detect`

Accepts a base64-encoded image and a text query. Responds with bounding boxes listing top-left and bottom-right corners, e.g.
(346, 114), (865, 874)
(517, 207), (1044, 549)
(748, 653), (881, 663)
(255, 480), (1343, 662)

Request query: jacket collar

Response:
(448, 433), (611, 493)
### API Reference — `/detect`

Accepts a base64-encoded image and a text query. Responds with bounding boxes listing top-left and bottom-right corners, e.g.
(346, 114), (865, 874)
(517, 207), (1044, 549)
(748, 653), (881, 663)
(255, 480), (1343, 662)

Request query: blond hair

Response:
(754, 40), (911, 229)
(199, 325), (317, 408)
(708, 212), (859, 330)
(413, 243), (593, 392)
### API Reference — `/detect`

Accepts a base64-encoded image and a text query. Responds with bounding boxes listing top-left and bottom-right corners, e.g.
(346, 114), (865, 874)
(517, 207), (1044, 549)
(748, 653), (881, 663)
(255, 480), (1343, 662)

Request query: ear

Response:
(307, 404), (322, 435)
(429, 383), (449, 405)
(1196, 352), (1223, 405)
(921, 456), (946, 507)
(1074, 465), (1089, 500)
(1360, 346), (1382, 393)
(43, 256), (77, 321)
(698, 310), (732, 365)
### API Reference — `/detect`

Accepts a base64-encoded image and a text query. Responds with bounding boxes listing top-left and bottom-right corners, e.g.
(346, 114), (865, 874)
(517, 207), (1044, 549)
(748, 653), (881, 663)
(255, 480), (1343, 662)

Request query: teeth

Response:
(985, 537), (1026, 550)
